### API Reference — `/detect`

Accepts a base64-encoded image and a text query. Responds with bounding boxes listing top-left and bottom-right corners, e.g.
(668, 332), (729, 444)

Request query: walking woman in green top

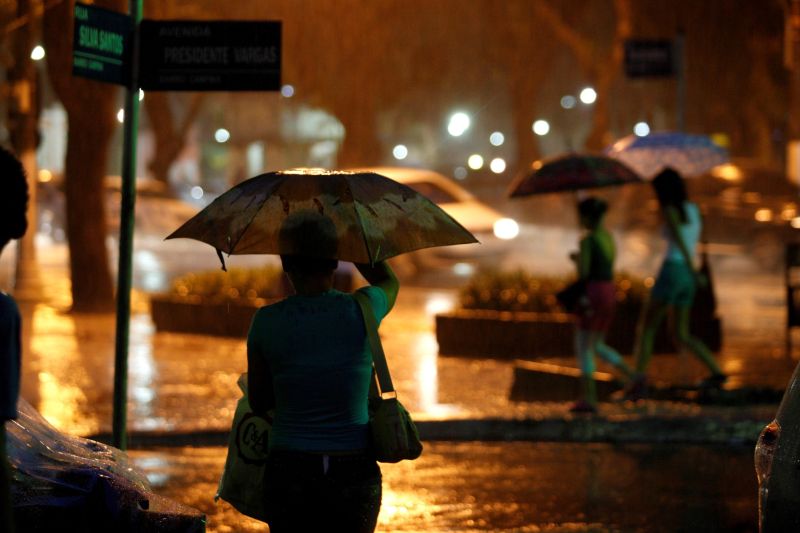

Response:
(570, 197), (633, 413)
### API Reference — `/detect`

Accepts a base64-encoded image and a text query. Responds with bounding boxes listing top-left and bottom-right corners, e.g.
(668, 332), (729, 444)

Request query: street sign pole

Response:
(112, 0), (142, 451)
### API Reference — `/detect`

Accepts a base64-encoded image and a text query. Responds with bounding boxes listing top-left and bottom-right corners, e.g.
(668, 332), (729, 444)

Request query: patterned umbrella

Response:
(508, 153), (643, 197)
(605, 132), (729, 179)
(166, 168), (478, 268)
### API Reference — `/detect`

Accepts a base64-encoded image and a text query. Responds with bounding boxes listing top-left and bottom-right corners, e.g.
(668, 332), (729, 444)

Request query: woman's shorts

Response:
(577, 281), (616, 332)
(651, 260), (696, 307)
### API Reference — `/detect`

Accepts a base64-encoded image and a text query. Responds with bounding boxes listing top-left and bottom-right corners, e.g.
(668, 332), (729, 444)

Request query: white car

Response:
(349, 166), (519, 275)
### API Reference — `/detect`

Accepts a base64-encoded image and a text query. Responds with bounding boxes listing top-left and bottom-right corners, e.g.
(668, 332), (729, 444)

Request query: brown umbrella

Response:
(508, 153), (643, 197)
(166, 168), (478, 268)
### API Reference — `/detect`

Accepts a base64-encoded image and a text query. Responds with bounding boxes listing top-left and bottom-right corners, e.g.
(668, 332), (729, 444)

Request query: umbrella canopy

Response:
(166, 168), (478, 266)
(605, 132), (729, 179)
(507, 154), (642, 197)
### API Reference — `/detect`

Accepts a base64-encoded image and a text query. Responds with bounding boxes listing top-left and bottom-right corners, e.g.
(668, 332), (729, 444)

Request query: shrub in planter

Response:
(170, 266), (286, 303)
(458, 268), (649, 319)
(151, 266), (286, 337)
(437, 268), (720, 357)
(151, 265), (355, 337)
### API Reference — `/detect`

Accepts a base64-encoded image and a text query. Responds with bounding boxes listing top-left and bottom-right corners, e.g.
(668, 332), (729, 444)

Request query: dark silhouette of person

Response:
(0, 146), (28, 533)
(247, 211), (399, 532)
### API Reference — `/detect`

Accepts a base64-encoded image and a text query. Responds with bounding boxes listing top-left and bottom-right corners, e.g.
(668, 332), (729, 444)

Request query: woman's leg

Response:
(673, 305), (723, 375)
(634, 299), (670, 374)
(327, 457), (382, 533)
(574, 329), (598, 407)
(593, 332), (633, 379)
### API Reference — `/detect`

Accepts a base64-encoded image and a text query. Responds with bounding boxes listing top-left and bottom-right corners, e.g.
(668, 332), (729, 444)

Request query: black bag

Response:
(556, 280), (586, 313)
(354, 292), (423, 463)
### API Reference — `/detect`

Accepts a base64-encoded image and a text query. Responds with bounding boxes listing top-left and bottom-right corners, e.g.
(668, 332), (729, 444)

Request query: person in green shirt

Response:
(569, 197), (633, 413)
(0, 146), (28, 533)
(246, 213), (399, 533)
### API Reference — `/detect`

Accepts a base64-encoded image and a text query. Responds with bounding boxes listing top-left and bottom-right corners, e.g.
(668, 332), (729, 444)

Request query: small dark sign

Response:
(624, 40), (674, 78)
(139, 20), (281, 91)
(72, 2), (132, 85)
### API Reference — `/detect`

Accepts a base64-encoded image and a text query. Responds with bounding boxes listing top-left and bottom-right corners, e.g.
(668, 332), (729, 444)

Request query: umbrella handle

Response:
(216, 248), (228, 272)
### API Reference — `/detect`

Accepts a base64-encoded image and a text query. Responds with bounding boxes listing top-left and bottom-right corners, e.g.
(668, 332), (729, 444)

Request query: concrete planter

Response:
(435, 310), (575, 359)
(435, 308), (721, 359)
(150, 295), (272, 337)
(151, 271), (354, 337)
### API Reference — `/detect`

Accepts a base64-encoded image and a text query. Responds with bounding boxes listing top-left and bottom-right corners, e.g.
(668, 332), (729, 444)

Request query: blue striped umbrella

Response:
(605, 132), (729, 179)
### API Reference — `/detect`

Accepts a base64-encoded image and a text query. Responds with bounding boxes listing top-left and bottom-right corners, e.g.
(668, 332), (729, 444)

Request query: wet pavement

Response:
(0, 243), (791, 531)
(5, 260), (789, 443)
(130, 442), (758, 532)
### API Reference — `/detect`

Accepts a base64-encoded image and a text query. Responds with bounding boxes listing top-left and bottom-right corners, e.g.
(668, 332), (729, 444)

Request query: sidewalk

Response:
(5, 257), (790, 448)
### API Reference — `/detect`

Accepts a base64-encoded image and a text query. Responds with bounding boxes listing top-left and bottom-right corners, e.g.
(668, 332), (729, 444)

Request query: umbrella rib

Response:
(349, 184), (375, 265)
(227, 175), (287, 255)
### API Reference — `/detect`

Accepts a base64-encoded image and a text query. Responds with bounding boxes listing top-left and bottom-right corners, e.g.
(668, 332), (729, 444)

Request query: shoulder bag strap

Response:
(353, 291), (395, 396)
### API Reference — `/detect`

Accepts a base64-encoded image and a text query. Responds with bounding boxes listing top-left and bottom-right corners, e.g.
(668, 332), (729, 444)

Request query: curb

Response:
(87, 416), (770, 449)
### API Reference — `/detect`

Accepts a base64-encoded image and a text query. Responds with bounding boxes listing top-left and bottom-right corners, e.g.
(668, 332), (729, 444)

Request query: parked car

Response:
(38, 175), (201, 244)
(349, 166), (520, 274)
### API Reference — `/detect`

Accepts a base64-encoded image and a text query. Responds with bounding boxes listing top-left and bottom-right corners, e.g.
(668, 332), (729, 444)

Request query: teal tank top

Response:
(247, 286), (388, 453)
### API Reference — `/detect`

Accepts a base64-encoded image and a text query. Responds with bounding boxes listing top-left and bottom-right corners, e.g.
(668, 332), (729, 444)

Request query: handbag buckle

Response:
(380, 391), (398, 400)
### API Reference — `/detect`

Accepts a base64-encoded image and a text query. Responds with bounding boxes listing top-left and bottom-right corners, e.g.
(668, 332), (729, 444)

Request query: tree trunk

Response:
(145, 93), (204, 184)
(7, 0), (43, 299)
(585, 0), (632, 150)
(42, 0), (119, 312)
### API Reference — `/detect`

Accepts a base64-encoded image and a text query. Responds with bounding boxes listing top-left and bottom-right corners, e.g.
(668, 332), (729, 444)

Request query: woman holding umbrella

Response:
(569, 197), (634, 413)
(168, 169), (477, 531)
(245, 214), (398, 532)
(626, 168), (727, 399)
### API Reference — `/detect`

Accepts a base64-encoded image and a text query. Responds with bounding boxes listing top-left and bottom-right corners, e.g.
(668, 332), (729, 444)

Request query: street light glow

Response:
(190, 186), (204, 200)
(560, 95), (577, 109)
(30, 45), (45, 61)
(448, 112), (471, 136)
(215, 128), (231, 143)
(467, 154), (484, 170)
(454, 166), (468, 180)
(38, 169), (53, 183)
(490, 157), (506, 174)
(493, 218), (520, 240)
(579, 87), (597, 104)
(755, 208), (773, 222)
(634, 122), (650, 137)
(392, 144), (409, 160)
(489, 131), (505, 146)
(532, 119), (550, 136)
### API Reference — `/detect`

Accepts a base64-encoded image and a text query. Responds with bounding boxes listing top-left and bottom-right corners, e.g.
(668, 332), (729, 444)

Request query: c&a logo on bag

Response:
(235, 412), (271, 464)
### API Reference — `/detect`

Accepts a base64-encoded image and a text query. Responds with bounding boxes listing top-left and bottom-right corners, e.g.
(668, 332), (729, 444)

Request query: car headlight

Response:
(493, 218), (519, 240)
